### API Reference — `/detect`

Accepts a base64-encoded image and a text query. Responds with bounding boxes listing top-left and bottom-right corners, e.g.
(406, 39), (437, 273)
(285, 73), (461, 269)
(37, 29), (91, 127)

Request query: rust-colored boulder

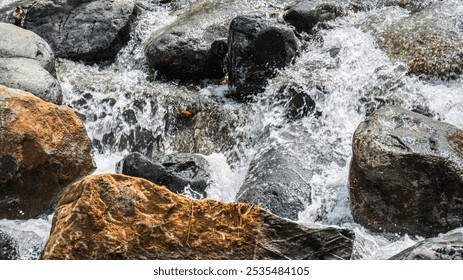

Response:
(0, 86), (95, 219)
(41, 173), (354, 260)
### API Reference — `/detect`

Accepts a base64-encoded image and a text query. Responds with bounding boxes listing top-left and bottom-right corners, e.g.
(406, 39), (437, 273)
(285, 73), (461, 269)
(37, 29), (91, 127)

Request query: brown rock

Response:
(41, 173), (354, 260)
(0, 86), (95, 219)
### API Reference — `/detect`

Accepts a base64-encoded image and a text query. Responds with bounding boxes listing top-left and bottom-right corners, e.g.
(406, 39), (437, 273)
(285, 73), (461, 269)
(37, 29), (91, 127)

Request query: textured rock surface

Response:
(42, 173), (354, 260)
(227, 15), (298, 100)
(0, 0), (136, 62)
(236, 145), (311, 220)
(144, 0), (240, 81)
(0, 229), (19, 260)
(117, 152), (212, 198)
(0, 86), (95, 219)
(283, 0), (344, 34)
(364, 3), (463, 78)
(390, 230), (463, 260)
(350, 105), (463, 237)
(0, 23), (61, 104)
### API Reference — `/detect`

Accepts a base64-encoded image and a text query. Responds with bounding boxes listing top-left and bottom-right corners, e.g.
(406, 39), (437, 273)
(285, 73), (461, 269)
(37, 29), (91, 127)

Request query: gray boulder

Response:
(144, 0), (299, 82)
(0, 229), (19, 260)
(1, 0), (137, 62)
(390, 230), (463, 260)
(350, 105), (463, 237)
(236, 145), (311, 220)
(227, 15), (299, 101)
(117, 152), (212, 198)
(0, 22), (62, 104)
(283, 0), (344, 34)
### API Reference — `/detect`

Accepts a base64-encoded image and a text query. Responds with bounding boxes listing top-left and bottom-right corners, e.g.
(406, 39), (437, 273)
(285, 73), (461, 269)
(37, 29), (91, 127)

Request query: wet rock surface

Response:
(227, 15), (299, 100)
(117, 152), (211, 198)
(390, 230), (463, 260)
(42, 173), (354, 260)
(350, 105), (463, 237)
(0, 229), (19, 260)
(283, 0), (344, 34)
(364, 3), (463, 78)
(236, 145), (312, 220)
(0, 22), (62, 104)
(0, 86), (95, 219)
(0, 0), (137, 62)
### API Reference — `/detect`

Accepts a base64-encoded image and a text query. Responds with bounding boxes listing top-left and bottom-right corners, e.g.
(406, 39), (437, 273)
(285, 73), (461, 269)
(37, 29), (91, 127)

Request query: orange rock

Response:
(0, 86), (95, 218)
(42, 173), (354, 260)
(180, 108), (192, 117)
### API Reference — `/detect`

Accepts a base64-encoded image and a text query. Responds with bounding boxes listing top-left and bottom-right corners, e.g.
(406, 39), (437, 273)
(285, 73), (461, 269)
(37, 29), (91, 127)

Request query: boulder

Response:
(350, 105), (463, 237)
(390, 230), (463, 260)
(0, 229), (19, 260)
(236, 145), (311, 220)
(145, 0), (299, 81)
(144, 0), (236, 81)
(41, 173), (354, 260)
(0, 86), (95, 219)
(0, 0), (137, 62)
(363, 4), (463, 78)
(227, 15), (299, 100)
(0, 22), (62, 104)
(283, 0), (344, 34)
(116, 152), (212, 198)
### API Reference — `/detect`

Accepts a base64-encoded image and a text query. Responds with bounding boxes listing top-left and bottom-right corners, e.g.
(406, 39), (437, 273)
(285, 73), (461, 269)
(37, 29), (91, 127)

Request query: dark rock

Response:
(349, 105), (463, 237)
(278, 84), (317, 120)
(227, 15), (299, 101)
(236, 145), (311, 220)
(210, 38), (228, 58)
(42, 173), (354, 259)
(0, 22), (62, 104)
(117, 152), (211, 198)
(0, 86), (95, 219)
(390, 230), (463, 260)
(0, 0), (137, 62)
(0, 229), (19, 260)
(145, 1), (231, 81)
(283, 1), (344, 34)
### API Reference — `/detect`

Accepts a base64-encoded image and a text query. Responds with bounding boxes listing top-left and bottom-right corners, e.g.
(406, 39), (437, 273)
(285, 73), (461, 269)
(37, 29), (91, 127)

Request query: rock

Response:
(0, 229), (19, 260)
(349, 105), (463, 237)
(145, 0), (299, 81)
(0, 22), (62, 104)
(41, 173), (354, 260)
(0, 22), (55, 74)
(390, 230), (463, 260)
(227, 15), (299, 101)
(283, 0), (344, 34)
(277, 84), (317, 120)
(116, 152), (211, 198)
(236, 145), (311, 220)
(0, 58), (62, 104)
(144, 0), (234, 81)
(363, 4), (463, 78)
(1, 0), (137, 62)
(0, 86), (95, 219)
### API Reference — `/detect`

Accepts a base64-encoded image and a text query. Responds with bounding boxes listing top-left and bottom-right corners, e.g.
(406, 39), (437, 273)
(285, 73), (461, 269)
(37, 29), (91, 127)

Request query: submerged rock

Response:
(390, 230), (463, 260)
(0, 86), (95, 219)
(227, 15), (299, 100)
(236, 145), (311, 220)
(350, 105), (463, 237)
(364, 3), (463, 78)
(0, 0), (137, 62)
(117, 152), (211, 198)
(41, 173), (354, 260)
(283, 0), (344, 34)
(0, 229), (19, 260)
(0, 22), (62, 104)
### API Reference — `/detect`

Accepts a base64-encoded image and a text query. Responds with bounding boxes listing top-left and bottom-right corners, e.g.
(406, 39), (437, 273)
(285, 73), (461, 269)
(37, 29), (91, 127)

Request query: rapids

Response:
(2, 0), (463, 259)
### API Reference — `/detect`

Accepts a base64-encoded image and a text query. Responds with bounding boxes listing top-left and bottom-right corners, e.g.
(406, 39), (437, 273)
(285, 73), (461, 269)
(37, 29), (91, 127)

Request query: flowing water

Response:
(3, 0), (463, 259)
